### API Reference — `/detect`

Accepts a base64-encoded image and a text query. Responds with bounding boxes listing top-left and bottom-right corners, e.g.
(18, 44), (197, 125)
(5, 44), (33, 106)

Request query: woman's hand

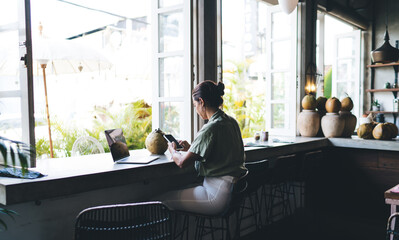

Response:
(168, 141), (200, 168)
(178, 140), (190, 151)
(167, 141), (177, 155)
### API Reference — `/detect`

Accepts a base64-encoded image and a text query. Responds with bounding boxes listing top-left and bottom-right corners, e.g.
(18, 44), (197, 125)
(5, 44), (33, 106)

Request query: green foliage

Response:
(324, 68), (332, 99)
(90, 100), (152, 151)
(35, 100), (152, 158)
(0, 137), (33, 231)
(223, 59), (266, 138)
(0, 208), (17, 231)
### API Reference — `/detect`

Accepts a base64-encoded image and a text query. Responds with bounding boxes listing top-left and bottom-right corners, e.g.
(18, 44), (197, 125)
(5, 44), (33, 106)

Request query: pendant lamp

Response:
(278, 0), (299, 14)
(371, 0), (399, 63)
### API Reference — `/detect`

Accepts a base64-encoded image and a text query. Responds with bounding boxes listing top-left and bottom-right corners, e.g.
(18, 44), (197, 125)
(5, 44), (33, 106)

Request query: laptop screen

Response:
(105, 129), (130, 161)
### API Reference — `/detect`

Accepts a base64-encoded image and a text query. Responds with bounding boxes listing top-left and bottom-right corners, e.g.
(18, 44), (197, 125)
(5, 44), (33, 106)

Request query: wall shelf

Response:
(366, 111), (399, 114)
(367, 63), (399, 124)
(367, 62), (399, 68)
(365, 88), (399, 93)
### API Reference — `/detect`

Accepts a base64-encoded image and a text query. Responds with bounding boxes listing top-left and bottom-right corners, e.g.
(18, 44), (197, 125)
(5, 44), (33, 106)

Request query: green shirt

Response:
(189, 109), (247, 177)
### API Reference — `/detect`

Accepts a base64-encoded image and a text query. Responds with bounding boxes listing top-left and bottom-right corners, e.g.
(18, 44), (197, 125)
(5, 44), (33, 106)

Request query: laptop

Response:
(105, 128), (159, 164)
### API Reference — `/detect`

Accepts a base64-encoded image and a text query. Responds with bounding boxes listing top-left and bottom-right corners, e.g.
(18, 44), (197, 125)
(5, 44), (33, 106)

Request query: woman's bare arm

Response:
(168, 142), (201, 168)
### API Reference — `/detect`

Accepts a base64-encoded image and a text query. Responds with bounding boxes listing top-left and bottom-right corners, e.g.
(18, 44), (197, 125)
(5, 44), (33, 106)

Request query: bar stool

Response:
(239, 159), (269, 233)
(260, 154), (298, 224)
(174, 171), (249, 240)
(292, 151), (322, 210)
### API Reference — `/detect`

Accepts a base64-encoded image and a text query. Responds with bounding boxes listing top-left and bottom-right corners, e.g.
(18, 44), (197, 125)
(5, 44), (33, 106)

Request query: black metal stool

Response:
(261, 154), (298, 224)
(239, 159), (270, 234)
(174, 171), (249, 240)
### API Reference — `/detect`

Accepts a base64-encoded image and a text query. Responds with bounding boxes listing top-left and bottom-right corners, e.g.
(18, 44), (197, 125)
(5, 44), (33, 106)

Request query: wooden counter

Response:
(0, 136), (398, 205)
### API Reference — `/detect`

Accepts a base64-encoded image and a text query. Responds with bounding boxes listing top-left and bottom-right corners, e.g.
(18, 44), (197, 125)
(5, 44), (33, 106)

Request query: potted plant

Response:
(0, 136), (32, 231)
(372, 99), (381, 111)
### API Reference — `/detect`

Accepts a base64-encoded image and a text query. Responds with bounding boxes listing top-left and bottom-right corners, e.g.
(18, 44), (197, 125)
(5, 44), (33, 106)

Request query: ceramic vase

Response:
(339, 111), (357, 138)
(321, 112), (345, 138)
(297, 110), (320, 137)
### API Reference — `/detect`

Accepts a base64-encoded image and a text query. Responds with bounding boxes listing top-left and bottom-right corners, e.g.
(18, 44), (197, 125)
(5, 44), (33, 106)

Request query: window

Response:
(222, 1), (297, 137)
(152, 0), (192, 140)
(0, 0), (34, 147)
(316, 13), (362, 120)
(1, 0), (192, 160)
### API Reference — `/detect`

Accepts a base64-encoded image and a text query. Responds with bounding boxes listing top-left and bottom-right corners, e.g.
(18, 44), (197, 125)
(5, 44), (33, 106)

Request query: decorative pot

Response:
(321, 113), (345, 138)
(297, 110), (320, 137)
(339, 111), (357, 138)
(371, 28), (399, 63)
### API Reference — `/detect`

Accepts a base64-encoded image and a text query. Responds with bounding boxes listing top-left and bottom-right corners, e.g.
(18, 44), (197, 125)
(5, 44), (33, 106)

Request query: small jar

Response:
(394, 99), (399, 112)
(254, 132), (260, 141)
(261, 131), (269, 142)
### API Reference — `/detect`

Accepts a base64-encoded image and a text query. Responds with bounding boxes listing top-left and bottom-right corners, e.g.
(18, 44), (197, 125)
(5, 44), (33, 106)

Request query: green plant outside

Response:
(35, 100), (152, 158)
(223, 60), (267, 138)
(0, 137), (32, 231)
(324, 68), (332, 99)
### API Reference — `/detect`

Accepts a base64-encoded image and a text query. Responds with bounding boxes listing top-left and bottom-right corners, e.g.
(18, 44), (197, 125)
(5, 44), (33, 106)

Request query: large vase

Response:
(339, 111), (357, 138)
(297, 110), (320, 137)
(321, 113), (345, 138)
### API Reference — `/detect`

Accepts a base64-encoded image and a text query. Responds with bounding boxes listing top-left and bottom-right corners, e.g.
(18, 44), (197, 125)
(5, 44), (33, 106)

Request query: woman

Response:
(160, 80), (247, 215)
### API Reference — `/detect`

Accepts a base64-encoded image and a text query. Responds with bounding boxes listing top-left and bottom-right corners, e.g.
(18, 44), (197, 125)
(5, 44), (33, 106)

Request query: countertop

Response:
(0, 136), (398, 205)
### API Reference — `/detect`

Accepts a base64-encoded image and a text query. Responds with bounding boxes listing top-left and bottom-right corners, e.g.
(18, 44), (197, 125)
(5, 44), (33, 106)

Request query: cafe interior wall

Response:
(372, 0), (399, 124)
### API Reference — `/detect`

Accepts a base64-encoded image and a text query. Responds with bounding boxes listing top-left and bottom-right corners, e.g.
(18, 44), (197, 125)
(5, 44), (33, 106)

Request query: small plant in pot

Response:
(372, 99), (381, 111)
(0, 136), (33, 231)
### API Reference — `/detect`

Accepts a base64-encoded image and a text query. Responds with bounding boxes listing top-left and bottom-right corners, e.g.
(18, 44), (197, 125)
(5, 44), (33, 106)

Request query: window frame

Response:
(152, 1), (193, 141)
(0, 0), (35, 166)
(265, 5), (298, 136)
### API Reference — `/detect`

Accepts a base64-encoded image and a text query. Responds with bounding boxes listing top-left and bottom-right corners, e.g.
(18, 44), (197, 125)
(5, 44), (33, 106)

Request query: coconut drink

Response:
(145, 128), (168, 154)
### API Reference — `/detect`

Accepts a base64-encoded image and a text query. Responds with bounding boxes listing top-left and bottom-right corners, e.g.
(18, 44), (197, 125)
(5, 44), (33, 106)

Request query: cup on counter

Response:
(260, 131), (269, 142)
(254, 132), (260, 141)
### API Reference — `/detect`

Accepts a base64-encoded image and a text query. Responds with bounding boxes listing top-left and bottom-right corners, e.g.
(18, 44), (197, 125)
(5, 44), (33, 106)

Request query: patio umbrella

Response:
(33, 37), (112, 158)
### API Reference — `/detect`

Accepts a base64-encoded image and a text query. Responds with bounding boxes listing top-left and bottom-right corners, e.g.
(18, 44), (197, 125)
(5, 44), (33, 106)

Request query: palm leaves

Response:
(0, 208), (17, 231)
(0, 136), (33, 231)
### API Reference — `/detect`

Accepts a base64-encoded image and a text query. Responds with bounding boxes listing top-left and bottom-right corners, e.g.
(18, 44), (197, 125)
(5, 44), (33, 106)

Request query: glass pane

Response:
(272, 12), (290, 39)
(337, 59), (354, 81)
(30, 0), (153, 158)
(271, 40), (290, 69)
(159, 102), (182, 137)
(0, 0), (24, 143)
(337, 37), (354, 58)
(159, 11), (183, 52)
(159, 56), (183, 97)
(337, 81), (355, 100)
(0, 97), (22, 141)
(222, 0), (268, 138)
(0, 31), (20, 90)
(271, 103), (285, 129)
(159, 0), (182, 8)
(271, 72), (287, 100)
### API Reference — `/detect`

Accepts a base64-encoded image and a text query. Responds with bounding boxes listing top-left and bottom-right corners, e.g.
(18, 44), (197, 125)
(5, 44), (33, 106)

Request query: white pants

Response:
(159, 176), (235, 215)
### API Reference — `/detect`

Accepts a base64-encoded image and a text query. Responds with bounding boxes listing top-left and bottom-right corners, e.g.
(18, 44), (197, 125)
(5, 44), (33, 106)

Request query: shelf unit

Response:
(367, 63), (399, 124)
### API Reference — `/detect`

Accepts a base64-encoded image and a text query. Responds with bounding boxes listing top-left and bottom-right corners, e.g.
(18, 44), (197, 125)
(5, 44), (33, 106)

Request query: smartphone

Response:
(163, 134), (184, 150)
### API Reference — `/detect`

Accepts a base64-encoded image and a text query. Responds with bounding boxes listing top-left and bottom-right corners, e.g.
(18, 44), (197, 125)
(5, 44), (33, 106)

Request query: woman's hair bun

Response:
(216, 82), (225, 96)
